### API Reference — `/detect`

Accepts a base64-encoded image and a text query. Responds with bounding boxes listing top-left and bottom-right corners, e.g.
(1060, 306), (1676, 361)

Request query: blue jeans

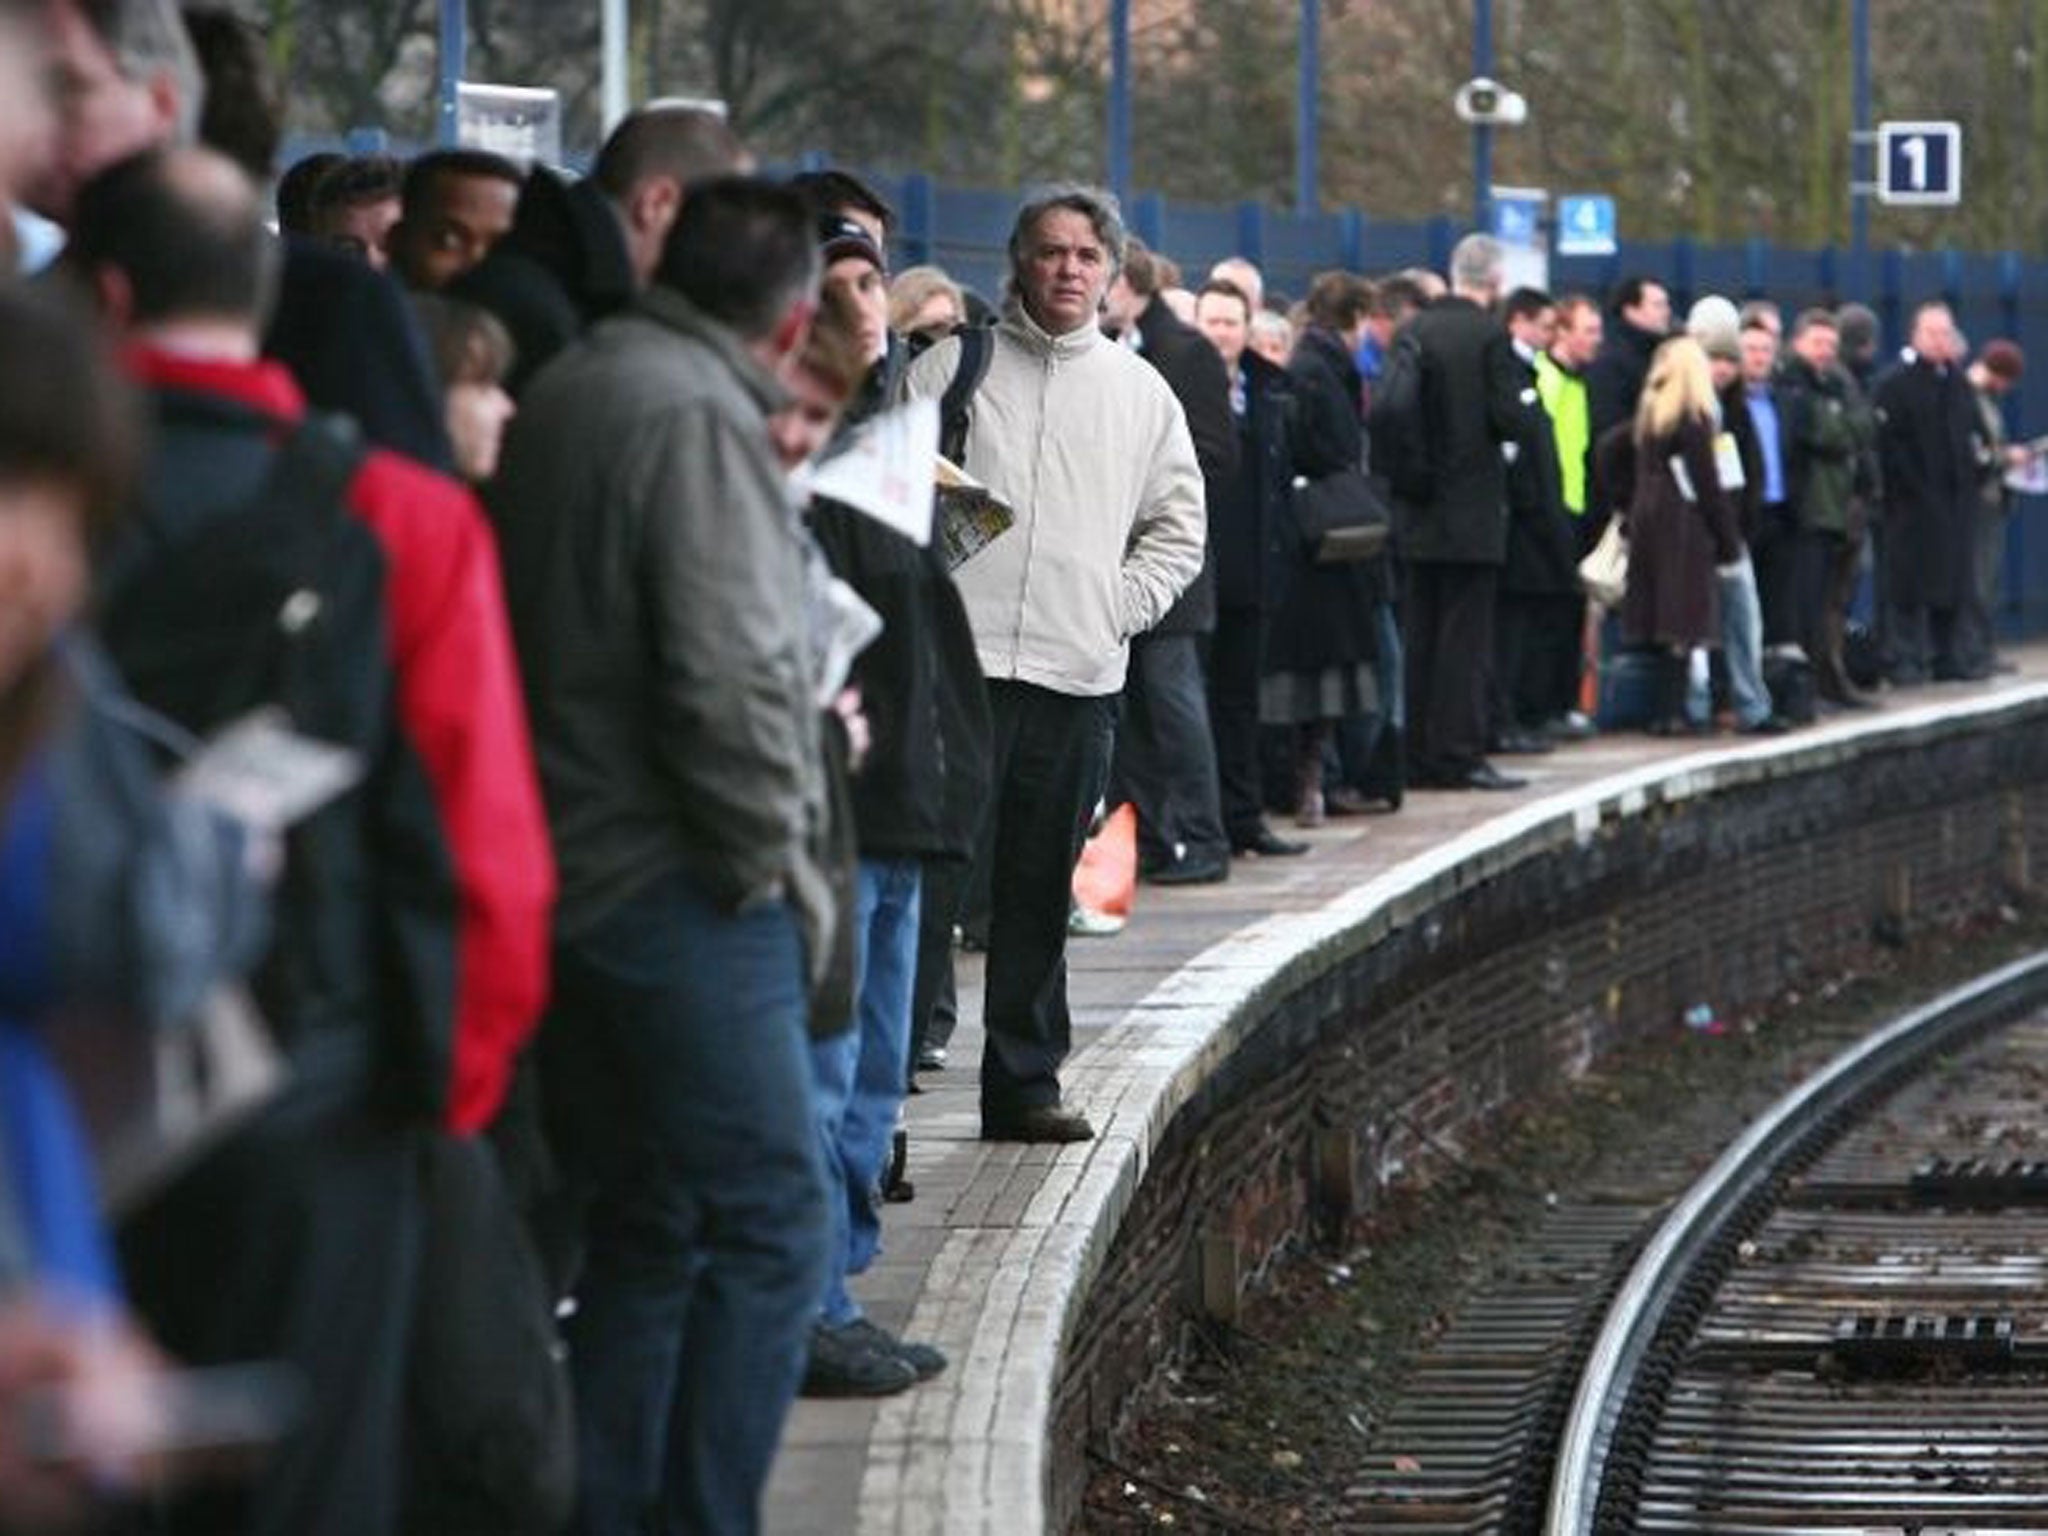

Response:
(810, 858), (921, 1327)
(542, 869), (828, 1536)
(1373, 597), (1406, 732)
(1692, 553), (1771, 728)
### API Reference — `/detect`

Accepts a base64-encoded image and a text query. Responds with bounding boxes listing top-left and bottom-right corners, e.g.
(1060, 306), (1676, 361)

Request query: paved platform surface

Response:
(764, 651), (2048, 1536)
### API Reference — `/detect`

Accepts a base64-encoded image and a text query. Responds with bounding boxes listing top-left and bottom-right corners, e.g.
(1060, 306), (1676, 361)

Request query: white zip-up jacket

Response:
(904, 305), (1205, 697)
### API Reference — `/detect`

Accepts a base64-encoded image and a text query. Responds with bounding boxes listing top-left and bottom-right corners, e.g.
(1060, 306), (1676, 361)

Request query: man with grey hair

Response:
(1874, 299), (1982, 683)
(1401, 231), (1531, 790)
(23, 0), (200, 225)
(1401, 265), (1448, 302)
(904, 183), (1203, 1142)
(1211, 254), (1266, 314)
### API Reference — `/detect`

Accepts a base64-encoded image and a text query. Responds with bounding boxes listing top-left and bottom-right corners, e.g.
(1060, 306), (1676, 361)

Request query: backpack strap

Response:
(938, 325), (993, 466)
(251, 413), (368, 660)
(265, 413), (367, 531)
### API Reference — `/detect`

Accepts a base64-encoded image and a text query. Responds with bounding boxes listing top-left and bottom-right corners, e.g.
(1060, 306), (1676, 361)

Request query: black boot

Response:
(1646, 651), (1690, 736)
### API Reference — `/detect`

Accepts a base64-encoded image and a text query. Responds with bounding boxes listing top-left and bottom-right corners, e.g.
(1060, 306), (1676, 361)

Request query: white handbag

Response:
(1577, 517), (1628, 608)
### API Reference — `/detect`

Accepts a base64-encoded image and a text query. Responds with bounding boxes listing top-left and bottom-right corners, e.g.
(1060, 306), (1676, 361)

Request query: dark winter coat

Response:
(1715, 379), (1765, 546)
(1133, 295), (1238, 635)
(1399, 295), (1525, 565)
(1598, 414), (1742, 651)
(1586, 316), (1664, 444)
(1268, 330), (1377, 676)
(449, 166), (638, 396)
(1502, 347), (1579, 596)
(1213, 351), (1292, 613)
(266, 238), (455, 473)
(1874, 352), (1979, 610)
(808, 499), (991, 864)
(1779, 355), (1873, 537)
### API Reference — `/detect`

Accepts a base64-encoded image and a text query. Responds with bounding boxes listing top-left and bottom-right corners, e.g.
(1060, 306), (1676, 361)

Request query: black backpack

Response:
(1368, 326), (1435, 505)
(97, 394), (455, 1118)
(938, 323), (994, 465)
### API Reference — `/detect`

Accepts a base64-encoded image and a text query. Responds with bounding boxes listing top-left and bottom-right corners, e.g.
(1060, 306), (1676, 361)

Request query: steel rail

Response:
(1545, 948), (2048, 1535)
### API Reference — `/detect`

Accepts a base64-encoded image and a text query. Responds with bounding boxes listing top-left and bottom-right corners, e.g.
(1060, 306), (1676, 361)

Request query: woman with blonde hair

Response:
(887, 264), (965, 349)
(1594, 334), (1744, 733)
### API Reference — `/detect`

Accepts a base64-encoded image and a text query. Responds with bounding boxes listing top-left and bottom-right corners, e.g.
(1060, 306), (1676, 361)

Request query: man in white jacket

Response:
(903, 184), (1203, 1142)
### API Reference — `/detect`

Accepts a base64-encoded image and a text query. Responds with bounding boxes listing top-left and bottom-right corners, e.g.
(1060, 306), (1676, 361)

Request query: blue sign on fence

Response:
(1878, 120), (1962, 207)
(1556, 195), (1617, 257)
(1490, 187), (1545, 249)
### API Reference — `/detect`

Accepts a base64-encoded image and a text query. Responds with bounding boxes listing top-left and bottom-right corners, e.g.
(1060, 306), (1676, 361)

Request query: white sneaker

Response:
(1067, 904), (1126, 937)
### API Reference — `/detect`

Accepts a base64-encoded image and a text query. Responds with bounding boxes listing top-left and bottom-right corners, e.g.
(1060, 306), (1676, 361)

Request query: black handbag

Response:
(404, 1133), (576, 1536)
(1294, 463), (1392, 564)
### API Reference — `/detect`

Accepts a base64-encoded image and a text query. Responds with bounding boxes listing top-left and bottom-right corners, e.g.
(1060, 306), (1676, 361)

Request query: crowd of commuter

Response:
(0, 1), (2036, 1533)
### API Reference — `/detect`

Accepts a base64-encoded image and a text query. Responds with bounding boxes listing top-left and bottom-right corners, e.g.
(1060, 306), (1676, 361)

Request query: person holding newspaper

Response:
(901, 184), (1204, 1145)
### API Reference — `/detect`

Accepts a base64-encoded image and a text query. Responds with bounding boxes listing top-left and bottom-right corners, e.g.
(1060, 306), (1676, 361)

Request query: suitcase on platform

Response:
(1596, 647), (1662, 730)
(1762, 649), (1817, 724)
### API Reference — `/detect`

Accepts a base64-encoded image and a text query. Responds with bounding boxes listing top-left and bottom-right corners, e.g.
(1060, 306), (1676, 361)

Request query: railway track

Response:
(1353, 953), (2048, 1534)
(1550, 951), (2048, 1534)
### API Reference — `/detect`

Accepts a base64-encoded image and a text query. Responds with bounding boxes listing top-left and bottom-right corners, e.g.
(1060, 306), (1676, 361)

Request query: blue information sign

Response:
(1490, 189), (1545, 249)
(1877, 121), (1961, 207)
(1555, 195), (1617, 257)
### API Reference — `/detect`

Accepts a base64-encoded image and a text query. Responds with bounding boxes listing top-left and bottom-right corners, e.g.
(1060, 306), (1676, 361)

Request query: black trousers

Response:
(1202, 605), (1266, 845)
(910, 854), (968, 1064)
(1530, 592), (1586, 723)
(1492, 590), (1578, 733)
(980, 680), (1115, 1115)
(1752, 503), (1802, 647)
(118, 1075), (425, 1536)
(1114, 631), (1228, 868)
(1405, 559), (1498, 779)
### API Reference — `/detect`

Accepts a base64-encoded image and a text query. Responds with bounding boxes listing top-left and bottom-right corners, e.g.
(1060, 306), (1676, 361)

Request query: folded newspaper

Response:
(934, 455), (1015, 572)
(805, 399), (939, 546)
(56, 711), (362, 1216)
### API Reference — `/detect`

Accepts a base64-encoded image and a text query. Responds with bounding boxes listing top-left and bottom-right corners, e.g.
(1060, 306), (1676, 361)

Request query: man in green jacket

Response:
(1781, 308), (1879, 706)
(1533, 291), (1603, 736)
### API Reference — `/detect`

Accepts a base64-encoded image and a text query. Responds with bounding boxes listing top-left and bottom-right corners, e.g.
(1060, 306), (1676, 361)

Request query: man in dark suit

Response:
(1586, 274), (1671, 444)
(1193, 276), (1311, 859)
(1874, 301), (1984, 683)
(1103, 238), (1239, 882)
(1402, 234), (1531, 790)
(1494, 287), (1578, 753)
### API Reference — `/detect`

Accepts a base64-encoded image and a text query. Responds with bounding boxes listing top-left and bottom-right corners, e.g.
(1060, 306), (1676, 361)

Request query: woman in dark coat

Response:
(1268, 279), (1379, 825)
(1594, 335), (1743, 733)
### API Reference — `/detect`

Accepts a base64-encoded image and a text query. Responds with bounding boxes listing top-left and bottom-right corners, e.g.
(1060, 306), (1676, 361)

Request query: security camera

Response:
(1455, 77), (1528, 127)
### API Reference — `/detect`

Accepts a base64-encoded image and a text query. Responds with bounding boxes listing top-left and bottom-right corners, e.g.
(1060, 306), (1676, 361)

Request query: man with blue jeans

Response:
(1703, 552), (1776, 730)
(786, 224), (991, 1394)
(806, 862), (927, 1389)
(492, 179), (834, 1535)
(542, 877), (825, 1531)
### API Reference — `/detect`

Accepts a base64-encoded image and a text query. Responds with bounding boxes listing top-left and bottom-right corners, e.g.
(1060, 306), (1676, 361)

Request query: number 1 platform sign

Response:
(1878, 120), (1962, 207)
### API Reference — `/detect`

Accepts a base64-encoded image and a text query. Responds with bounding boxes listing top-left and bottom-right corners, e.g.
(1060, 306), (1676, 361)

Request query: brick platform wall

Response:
(1053, 711), (2048, 1532)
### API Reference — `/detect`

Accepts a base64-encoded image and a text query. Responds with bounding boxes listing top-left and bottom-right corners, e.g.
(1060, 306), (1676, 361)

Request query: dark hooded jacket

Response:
(449, 166), (638, 395)
(1130, 295), (1238, 635)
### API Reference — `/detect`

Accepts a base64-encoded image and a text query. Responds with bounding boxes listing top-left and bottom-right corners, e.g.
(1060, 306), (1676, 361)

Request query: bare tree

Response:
(237, 0), (2048, 260)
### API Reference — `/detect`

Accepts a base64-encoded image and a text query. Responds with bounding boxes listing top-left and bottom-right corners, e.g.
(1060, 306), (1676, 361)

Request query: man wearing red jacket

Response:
(68, 143), (553, 1536)
(82, 148), (555, 1134)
